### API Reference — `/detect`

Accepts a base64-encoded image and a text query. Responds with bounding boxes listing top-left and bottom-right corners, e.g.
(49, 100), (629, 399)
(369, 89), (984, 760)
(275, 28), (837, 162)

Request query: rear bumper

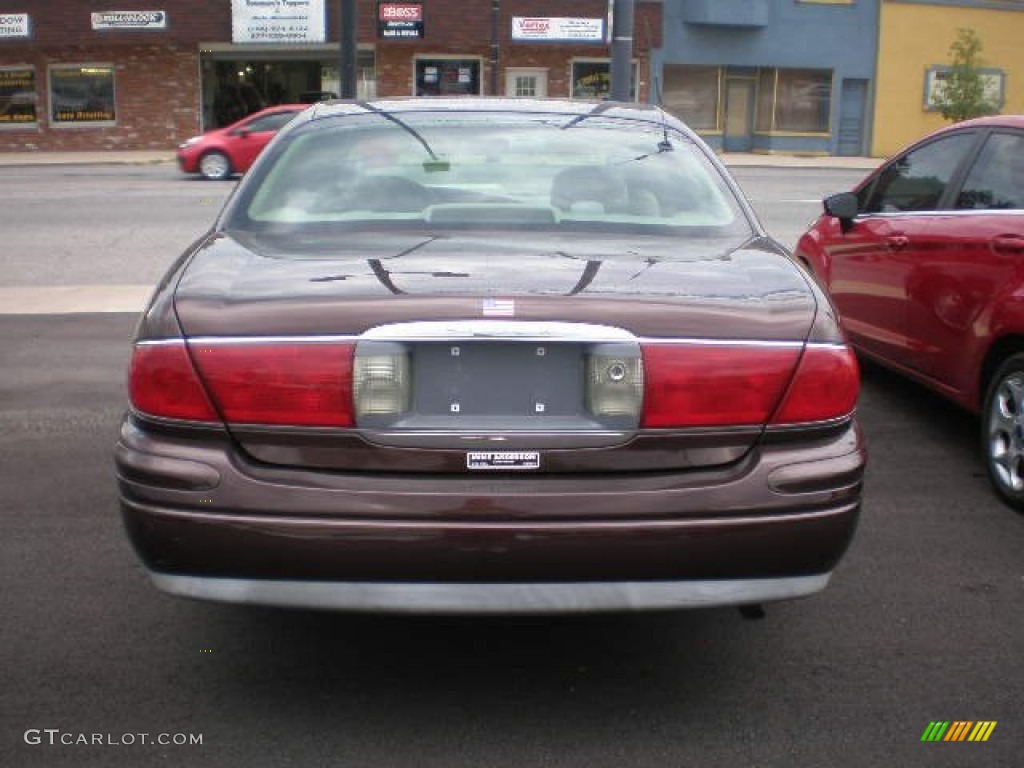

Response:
(116, 416), (865, 612)
(150, 573), (831, 614)
(122, 497), (858, 581)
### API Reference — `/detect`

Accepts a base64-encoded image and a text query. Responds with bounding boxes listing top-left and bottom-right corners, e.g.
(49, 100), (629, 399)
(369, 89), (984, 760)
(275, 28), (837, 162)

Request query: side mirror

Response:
(823, 192), (858, 233)
(234, 128), (251, 139)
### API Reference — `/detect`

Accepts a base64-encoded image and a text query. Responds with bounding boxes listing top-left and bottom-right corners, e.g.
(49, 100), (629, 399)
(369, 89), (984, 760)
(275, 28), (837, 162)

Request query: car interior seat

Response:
(550, 166), (629, 215)
(349, 175), (434, 213)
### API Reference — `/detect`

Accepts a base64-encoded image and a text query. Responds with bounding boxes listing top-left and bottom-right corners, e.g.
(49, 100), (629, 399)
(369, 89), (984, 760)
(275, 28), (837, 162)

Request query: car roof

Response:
(310, 96), (663, 118)
(931, 114), (1024, 134)
(253, 104), (308, 114)
(301, 97), (693, 136)
(958, 114), (1024, 129)
(874, 114), (1024, 165)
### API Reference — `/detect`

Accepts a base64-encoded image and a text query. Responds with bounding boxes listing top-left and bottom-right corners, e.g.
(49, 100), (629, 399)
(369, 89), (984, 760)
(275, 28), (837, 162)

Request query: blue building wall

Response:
(652, 1), (880, 155)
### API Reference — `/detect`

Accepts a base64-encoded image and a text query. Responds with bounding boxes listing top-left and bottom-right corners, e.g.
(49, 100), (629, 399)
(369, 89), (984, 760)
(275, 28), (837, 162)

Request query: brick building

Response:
(0, 1), (661, 152)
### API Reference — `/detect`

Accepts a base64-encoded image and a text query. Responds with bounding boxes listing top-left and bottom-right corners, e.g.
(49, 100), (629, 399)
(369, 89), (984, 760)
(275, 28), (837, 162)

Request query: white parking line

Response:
(0, 285), (151, 314)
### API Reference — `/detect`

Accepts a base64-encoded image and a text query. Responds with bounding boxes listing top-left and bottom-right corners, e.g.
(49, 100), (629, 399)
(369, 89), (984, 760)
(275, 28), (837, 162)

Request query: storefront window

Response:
(662, 65), (721, 131)
(415, 59), (481, 96)
(572, 61), (610, 100)
(755, 69), (775, 132)
(571, 60), (637, 101)
(50, 65), (115, 125)
(201, 52), (376, 129)
(755, 68), (831, 133)
(0, 67), (37, 127)
(514, 74), (537, 97)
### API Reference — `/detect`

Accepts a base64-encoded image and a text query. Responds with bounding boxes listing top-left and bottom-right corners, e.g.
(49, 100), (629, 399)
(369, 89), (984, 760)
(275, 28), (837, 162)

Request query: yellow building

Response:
(874, 0), (1024, 157)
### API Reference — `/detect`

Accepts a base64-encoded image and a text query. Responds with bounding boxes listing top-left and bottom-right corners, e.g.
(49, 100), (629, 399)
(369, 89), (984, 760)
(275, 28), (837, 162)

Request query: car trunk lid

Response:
(171, 230), (824, 473)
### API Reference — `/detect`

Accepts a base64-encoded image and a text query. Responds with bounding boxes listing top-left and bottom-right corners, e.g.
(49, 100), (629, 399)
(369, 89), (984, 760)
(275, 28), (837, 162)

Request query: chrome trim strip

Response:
(137, 505), (848, 530)
(151, 573), (831, 613)
(764, 414), (854, 434)
(183, 335), (361, 345)
(639, 338), (801, 349)
(362, 320), (637, 342)
(135, 338), (187, 347)
(359, 430), (632, 439)
(141, 333), (842, 350)
(805, 342), (849, 351)
(859, 209), (1023, 220)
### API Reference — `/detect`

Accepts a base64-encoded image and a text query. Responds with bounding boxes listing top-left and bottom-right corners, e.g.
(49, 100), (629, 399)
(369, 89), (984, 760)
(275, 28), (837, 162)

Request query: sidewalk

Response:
(0, 149), (884, 171)
(718, 152), (882, 170)
(0, 150), (175, 167)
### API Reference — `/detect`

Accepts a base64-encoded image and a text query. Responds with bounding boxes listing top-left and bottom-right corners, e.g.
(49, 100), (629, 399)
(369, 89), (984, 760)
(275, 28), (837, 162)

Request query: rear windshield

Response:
(225, 110), (752, 238)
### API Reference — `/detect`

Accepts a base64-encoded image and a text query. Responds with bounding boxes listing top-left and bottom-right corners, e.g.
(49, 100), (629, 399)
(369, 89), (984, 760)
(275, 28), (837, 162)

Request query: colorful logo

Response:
(921, 721), (997, 742)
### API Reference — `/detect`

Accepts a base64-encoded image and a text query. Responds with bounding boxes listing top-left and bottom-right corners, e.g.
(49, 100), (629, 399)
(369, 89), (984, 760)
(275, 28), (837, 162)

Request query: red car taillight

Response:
(640, 343), (859, 428)
(641, 344), (800, 428)
(190, 341), (356, 427)
(128, 340), (356, 427)
(128, 338), (857, 431)
(128, 341), (219, 422)
(770, 344), (860, 425)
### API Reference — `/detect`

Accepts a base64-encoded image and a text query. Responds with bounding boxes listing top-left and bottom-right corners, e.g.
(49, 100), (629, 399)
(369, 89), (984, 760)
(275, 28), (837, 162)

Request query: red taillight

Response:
(770, 345), (859, 425)
(641, 344), (800, 428)
(128, 341), (219, 422)
(640, 342), (859, 428)
(189, 342), (356, 427)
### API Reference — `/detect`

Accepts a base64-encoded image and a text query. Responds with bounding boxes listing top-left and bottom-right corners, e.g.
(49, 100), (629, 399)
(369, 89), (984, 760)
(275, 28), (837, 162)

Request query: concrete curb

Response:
(718, 153), (884, 171)
(0, 151), (175, 167)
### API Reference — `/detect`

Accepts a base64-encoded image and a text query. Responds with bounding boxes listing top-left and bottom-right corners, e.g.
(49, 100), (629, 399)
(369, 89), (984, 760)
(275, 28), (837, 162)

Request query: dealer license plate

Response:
(466, 451), (541, 470)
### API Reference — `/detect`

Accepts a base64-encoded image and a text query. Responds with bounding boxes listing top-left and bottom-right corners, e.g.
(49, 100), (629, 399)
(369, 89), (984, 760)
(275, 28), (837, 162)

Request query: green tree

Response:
(933, 28), (999, 123)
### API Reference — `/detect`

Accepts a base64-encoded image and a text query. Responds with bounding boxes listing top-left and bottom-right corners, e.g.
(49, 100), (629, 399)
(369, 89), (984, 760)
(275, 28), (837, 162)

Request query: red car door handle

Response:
(993, 234), (1024, 254)
(886, 235), (910, 250)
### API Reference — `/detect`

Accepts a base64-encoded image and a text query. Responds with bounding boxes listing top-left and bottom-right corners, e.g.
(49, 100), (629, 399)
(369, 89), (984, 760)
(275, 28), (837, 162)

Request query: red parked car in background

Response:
(176, 104), (306, 180)
(796, 115), (1024, 510)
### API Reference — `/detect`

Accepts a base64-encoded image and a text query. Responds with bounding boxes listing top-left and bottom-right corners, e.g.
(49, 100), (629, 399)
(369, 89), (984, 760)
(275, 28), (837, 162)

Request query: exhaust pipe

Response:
(739, 604), (765, 620)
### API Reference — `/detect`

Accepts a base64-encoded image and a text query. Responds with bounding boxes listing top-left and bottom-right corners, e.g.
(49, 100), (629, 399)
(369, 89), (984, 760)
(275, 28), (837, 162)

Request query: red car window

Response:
(956, 131), (1024, 210)
(239, 110), (299, 134)
(862, 132), (975, 213)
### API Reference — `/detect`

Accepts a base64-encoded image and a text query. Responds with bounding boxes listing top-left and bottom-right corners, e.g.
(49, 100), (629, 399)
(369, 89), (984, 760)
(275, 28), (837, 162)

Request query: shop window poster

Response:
(0, 68), (37, 125)
(50, 66), (116, 123)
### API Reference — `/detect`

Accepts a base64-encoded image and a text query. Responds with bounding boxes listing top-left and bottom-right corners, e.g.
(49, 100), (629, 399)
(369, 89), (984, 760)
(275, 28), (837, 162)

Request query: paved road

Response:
(732, 165), (865, 248)
(0, 165), (230, 290)
(1, 166), (1021, 767)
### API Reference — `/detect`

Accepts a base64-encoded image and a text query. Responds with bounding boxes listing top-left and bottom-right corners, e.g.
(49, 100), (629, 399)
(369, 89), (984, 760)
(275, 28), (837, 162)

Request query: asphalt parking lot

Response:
(0, 161), (1020, 767)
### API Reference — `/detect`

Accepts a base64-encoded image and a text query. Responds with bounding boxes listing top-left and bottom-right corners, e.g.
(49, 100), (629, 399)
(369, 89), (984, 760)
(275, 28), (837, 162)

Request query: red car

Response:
(176, 104), (307, 180)
(796, 115), (1024, 510)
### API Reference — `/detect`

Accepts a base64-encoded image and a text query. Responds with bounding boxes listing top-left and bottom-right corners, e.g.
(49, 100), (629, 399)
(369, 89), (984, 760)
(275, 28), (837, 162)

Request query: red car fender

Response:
(794, 217), (833, 283)
(972, 285), (1024, 409)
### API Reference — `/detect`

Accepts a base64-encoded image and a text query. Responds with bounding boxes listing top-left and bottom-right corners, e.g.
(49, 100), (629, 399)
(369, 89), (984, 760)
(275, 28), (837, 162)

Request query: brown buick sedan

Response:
(116, 98), (865, 614)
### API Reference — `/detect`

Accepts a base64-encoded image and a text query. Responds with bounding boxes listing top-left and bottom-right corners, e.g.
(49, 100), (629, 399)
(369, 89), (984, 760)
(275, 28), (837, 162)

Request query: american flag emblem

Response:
(482, 298), (515, 317)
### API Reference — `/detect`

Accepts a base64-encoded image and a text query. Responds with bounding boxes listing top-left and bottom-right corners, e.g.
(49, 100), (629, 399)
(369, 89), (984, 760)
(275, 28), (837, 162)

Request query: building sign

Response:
(511, 17), (605, 43)
(232, 0), (325, 44)
(924, 66), (1005, 111)
(378, 2), (423, 39)
(0, 13), (30, 38)
(91, 11), (166, 29)
(0, 67), (37, 125)
(415, 59), (480, 96)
